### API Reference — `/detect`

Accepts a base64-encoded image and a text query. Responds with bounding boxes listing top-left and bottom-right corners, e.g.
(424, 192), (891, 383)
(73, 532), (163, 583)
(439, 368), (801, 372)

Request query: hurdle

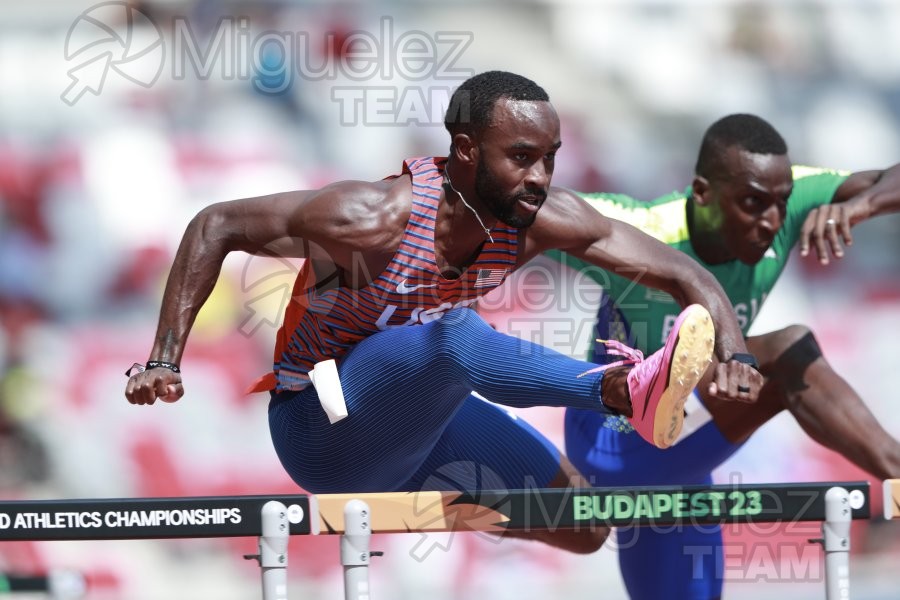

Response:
(1, 480), (895, 599)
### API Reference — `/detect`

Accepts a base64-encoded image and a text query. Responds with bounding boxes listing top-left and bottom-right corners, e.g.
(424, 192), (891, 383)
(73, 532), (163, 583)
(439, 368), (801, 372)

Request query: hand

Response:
(707, 359), (763, 403)
(125, 367), (184, 405)
(799, 202), (863, 265)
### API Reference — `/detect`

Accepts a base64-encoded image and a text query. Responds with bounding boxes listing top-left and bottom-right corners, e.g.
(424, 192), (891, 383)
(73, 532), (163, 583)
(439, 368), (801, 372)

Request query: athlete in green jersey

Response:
(550, 114), (900, 600)
(547, 164), (849, 353)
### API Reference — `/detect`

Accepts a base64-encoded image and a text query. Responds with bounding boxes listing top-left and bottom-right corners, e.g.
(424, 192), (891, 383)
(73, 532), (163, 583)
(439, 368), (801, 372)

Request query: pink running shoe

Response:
(629, 304), (714, 448)
(581, 304), (715, 449)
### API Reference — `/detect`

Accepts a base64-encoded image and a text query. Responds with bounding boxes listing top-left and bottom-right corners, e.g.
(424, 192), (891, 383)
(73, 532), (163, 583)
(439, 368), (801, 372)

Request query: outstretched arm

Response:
(526, 189), (763, 402)
(800, 164), (900, 263)
(125, 181), (397, 405)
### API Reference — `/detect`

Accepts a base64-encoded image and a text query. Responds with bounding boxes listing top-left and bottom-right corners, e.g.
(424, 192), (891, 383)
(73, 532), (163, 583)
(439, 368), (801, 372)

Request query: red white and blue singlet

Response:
(264, 157), (519, 391)
(265, 157), (609, 495)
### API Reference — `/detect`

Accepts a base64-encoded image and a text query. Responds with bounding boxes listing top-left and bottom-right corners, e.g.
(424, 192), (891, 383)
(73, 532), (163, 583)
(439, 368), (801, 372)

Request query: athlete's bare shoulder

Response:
(519, 186), (613, 262)
(287, 175), (413, 256)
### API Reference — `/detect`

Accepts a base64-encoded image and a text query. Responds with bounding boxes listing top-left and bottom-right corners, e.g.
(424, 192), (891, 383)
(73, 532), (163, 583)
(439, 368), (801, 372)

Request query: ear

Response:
(451, 133), (478, 166)
(691, 175), (711, 206)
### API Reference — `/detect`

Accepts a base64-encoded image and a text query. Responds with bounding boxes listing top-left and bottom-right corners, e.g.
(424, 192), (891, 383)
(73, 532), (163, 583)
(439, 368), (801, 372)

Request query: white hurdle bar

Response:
(2, 480), (897, 599)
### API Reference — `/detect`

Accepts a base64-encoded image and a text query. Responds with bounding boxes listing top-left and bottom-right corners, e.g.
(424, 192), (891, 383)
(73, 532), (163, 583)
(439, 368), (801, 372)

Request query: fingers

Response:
(800, 206), (851, 264)
(820, 209), (845, 262)
(160, 382), (185, 403)
(125, 369), (183, 405)
(812, 210), (835, 263)
(799, 210), (815, 258)
(707, 361), (762, 403)
(838, 208), (853, 248)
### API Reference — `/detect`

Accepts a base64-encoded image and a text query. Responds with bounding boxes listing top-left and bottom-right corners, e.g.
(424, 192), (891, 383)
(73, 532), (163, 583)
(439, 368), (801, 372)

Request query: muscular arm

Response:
(127, 179), (403, 404)
(832, 164), (900, 216)
(525, 188), (762, 401)
(526, 188), (746, 361)
(148, 193), (314, 367)
(800, 163), (900, 262)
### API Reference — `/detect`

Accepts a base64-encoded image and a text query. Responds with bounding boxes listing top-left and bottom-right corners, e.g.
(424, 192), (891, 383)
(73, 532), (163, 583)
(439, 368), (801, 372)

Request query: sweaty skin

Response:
(126, 99), (762, 408)
(125, 98), (765, 554)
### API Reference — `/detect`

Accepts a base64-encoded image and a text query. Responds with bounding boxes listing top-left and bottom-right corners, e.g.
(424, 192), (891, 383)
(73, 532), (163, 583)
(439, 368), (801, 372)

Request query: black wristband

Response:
(728, 352), (758, 370)
(146, 360), (181, 373)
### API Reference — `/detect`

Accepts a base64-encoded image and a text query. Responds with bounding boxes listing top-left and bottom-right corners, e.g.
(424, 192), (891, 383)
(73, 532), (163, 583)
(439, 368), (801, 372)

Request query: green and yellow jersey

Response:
(546, 166), (849, 355)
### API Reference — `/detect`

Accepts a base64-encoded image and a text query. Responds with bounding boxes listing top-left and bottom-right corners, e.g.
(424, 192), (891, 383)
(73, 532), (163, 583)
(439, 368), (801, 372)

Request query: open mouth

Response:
(517, 195), (544, 212)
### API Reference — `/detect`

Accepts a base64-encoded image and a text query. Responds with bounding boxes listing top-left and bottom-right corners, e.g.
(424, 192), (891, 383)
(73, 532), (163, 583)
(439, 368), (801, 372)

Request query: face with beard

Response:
(474, 156), (539, 227)
(472, 98), (560, 228)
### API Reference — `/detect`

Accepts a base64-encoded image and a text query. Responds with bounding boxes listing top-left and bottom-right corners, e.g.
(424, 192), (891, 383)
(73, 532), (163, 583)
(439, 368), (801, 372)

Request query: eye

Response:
(776, 196), (788, 213)
(740, 196), (762, 211)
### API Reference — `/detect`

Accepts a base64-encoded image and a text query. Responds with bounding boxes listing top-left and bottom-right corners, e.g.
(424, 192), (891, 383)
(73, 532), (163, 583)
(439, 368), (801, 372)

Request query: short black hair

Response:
(444, 71), (550, 139)
(695, 114), (788, 180)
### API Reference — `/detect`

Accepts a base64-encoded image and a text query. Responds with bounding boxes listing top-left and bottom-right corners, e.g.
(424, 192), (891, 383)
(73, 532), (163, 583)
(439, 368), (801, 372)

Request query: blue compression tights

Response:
(269, 307), (612, 493)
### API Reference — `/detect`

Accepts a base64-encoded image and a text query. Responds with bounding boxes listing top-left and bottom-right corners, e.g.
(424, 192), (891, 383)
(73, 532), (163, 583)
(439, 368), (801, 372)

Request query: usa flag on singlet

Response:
(474, 268), (508, 288)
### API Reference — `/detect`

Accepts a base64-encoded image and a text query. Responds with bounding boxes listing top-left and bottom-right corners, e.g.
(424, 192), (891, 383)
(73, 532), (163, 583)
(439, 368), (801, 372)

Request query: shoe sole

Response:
(652, 305), (715, 449)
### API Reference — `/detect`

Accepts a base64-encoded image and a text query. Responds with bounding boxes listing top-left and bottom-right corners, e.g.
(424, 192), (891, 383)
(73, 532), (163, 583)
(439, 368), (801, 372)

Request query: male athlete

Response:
(551, 113), (900, 592)
(124, 72), (762, 553)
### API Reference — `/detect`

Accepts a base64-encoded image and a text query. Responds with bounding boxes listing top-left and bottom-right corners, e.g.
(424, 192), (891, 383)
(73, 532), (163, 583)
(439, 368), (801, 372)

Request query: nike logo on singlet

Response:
(396, 279), (439, 294)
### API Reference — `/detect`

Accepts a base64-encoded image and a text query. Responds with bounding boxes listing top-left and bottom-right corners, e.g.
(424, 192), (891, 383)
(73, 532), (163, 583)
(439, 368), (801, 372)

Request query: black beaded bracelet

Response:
(146, 360), (181, 373)
(125, 361), (182, 378)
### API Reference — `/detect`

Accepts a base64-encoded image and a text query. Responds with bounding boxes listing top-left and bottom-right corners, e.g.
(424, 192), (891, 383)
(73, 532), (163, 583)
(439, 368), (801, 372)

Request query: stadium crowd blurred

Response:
(0, 1), (898, 598)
